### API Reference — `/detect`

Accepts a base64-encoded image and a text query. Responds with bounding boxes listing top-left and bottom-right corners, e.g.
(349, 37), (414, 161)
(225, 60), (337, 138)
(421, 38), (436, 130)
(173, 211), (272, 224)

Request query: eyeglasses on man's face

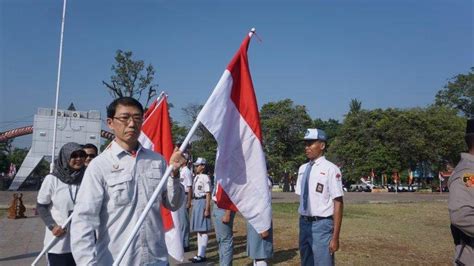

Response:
(86, 153), (96, 159)
(113, 114), (143, 124)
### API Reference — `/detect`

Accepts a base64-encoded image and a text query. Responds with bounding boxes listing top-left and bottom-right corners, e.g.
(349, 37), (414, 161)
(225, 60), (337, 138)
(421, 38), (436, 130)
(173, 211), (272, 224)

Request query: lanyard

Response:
(68, 185), (79, 204)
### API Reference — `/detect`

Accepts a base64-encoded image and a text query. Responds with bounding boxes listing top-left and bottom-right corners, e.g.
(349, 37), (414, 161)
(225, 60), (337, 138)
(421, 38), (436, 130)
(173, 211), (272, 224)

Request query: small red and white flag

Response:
(139, 95), (184, 261)
(197, 29), (272, 233)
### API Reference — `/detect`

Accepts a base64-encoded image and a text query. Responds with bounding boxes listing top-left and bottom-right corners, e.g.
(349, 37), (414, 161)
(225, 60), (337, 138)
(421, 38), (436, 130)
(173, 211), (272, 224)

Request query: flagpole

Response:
(114, 28), (257, 266)
(50, 0), (68, 173)
(31, 214), (73, 266)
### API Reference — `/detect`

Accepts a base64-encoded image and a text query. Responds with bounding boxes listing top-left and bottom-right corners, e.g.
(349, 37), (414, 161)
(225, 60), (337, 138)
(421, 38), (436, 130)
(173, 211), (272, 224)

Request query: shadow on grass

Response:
(272, 247), (299, 264)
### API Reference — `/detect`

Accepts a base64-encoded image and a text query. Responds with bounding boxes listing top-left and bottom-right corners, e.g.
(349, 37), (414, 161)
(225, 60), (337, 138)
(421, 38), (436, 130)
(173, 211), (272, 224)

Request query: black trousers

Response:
(47, 252), (76, 266)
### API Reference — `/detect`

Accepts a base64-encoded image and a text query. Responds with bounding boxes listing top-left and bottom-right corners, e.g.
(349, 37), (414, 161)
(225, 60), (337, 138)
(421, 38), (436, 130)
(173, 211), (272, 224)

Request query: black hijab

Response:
(52, 142), (85, 185)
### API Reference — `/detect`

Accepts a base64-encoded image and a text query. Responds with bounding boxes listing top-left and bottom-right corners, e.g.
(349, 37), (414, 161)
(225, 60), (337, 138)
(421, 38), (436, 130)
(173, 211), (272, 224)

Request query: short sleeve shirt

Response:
(180, 166), (193, 193)
(193, 174), (211, 198)
(295, 156), (344, 217)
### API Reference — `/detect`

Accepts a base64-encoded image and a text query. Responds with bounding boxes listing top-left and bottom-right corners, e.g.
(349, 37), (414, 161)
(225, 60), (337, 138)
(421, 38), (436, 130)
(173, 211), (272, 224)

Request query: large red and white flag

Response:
(138, 95), (184, 261)
(197, 30), (272, 233)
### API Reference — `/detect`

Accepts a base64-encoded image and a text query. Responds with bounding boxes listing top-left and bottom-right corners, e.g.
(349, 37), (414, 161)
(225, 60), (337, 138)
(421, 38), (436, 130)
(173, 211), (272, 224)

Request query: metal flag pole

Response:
(31, 214), (73, 266)
(114, 28), (257, 265)
(148, 91), (166, 115)
(50, 0), (68, 173)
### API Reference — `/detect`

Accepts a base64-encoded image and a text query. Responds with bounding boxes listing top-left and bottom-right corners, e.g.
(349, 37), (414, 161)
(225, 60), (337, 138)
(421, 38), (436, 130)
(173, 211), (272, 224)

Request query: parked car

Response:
(387, 184), (419, 192)
(349, 183), (372, 192)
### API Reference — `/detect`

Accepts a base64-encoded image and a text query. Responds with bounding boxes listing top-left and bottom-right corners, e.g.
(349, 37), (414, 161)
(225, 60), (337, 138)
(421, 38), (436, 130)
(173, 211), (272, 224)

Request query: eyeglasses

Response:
(113, 115), (143, 124)
(86, 153), (96, 159)
(70, 150), (87, 159)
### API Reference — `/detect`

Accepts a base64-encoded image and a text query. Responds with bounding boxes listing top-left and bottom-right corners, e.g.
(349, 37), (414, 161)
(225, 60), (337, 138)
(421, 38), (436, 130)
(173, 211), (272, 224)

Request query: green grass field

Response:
(0, 202), (452, 265)
(190, 201), (452, 265)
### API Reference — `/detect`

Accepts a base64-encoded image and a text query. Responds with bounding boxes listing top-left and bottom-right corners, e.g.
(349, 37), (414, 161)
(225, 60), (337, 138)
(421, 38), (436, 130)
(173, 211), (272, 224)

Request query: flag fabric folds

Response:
(139, 95), (184, 261)
(197, 31), (272, 233)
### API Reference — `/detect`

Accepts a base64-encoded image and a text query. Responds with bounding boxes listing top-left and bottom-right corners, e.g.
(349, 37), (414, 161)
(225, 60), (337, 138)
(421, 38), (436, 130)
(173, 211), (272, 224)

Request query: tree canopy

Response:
(260, 99), (313, 180)
(329, 105), (465, 182)
(103, 50), (158, 108)
(180, 103), (217, 172)
(435, 67), (474, 118)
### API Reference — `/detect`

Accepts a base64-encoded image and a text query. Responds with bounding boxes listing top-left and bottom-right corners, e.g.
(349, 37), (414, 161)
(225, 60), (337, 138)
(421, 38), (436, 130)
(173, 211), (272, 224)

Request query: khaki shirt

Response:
(448, 152), (474, 265)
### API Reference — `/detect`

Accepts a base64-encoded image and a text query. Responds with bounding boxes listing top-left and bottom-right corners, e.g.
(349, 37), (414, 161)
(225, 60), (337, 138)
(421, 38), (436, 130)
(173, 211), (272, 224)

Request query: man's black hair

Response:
(106, 97), (144, 119)
(83, 143), (98, 154)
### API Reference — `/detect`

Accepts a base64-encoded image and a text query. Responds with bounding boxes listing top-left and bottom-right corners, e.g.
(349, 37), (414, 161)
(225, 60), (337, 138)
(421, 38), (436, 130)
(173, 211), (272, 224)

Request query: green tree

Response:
(103, 50), (158, 108)
(260, 99), (313, 182)
(171, 122), (187, 145)
(348, 98), (362, 115)
(329, 106), (465, 182)
(181, 103), (218, 172)
(435, 67), (474, 118)
(313, 118), (341, 147)
(0, 139), (13, 154)
(8, 147), (28, 166)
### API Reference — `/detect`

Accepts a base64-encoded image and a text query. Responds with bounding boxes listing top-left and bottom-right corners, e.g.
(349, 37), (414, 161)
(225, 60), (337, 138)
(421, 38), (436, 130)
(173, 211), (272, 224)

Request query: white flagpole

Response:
(31, 214), (73, 266)
(149, 91), (166, 112)
(114, 28), (256, 266)
(50, 0), (68, 173)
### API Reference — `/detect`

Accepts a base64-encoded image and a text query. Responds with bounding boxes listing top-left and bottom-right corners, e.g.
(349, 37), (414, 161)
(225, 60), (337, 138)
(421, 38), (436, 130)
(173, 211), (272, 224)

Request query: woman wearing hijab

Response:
(36, 142), (86, 266)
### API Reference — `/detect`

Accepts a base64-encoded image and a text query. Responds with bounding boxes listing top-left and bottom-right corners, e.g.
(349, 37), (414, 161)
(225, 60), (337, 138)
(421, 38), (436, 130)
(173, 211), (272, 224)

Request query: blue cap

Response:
(303, 128), (327, 141)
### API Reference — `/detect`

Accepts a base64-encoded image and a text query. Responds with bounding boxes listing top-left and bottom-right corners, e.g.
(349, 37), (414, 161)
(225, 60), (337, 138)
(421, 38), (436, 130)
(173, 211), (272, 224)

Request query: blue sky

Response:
(1, 0), (472, 148)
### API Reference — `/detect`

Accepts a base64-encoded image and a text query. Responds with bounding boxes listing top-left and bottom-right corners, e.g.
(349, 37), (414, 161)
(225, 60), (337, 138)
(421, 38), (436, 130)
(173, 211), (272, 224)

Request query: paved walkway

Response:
(0, 191), (448, 265)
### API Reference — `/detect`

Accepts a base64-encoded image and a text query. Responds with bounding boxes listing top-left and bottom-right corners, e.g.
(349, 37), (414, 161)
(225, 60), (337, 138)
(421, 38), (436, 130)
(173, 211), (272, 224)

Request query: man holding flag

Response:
(71, 97), (185, 265)
(97, 28), (271, 265)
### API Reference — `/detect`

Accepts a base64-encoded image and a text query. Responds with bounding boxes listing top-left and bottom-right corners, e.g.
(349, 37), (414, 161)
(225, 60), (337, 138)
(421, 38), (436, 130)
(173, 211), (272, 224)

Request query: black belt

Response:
(300, 215), (333, 222)
(193, 196), (206, 200)
(451, 224), (474, 248)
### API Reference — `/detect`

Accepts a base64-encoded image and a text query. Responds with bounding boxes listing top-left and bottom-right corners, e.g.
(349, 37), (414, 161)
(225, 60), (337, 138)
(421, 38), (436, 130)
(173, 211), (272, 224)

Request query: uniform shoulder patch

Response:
(463, 173), (474, 187)
(336, 173), (341, 180)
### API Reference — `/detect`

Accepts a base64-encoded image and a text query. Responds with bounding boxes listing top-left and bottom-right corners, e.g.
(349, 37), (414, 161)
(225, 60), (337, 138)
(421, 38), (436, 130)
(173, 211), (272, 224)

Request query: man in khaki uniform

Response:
(448, 118), (474, 266)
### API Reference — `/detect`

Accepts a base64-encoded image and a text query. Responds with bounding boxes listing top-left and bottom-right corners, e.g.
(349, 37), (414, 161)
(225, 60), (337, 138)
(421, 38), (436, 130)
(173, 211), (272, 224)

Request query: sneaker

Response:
(191, 256), (207, 263)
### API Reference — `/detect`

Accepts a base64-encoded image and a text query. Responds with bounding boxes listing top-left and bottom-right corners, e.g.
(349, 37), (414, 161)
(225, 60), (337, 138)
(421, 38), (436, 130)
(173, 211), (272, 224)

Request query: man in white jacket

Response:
(71, 97), (184, 265)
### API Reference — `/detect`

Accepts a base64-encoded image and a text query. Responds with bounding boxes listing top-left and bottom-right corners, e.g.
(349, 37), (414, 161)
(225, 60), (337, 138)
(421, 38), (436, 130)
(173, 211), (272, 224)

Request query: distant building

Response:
(8, 107), (101, 190)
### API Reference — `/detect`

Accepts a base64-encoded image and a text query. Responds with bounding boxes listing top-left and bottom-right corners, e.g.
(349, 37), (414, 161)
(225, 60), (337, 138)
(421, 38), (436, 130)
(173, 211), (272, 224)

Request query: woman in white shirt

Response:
(37, 142), (86, 266)
(190, 157), (213, 263)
